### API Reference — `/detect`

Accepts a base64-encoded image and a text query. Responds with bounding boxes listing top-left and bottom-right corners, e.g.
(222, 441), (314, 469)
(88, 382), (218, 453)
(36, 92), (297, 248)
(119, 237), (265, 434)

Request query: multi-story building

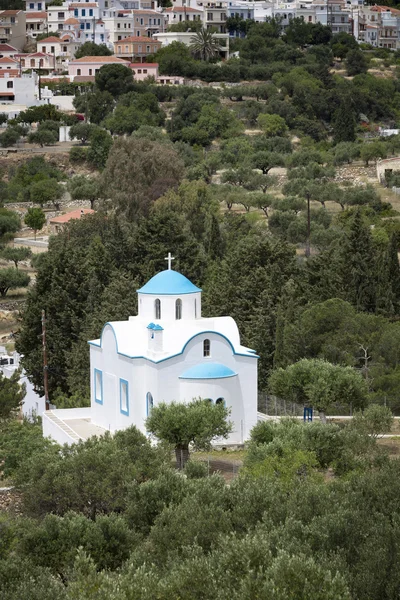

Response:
(38, 35), (80, 68)
(113, 34), (161, 60)
(164, 6), (203, 26)
(102, 7), (165, 44)
(0, 11), (27, 51)
(202, 1), (228, 33)
(357, 5), (400, 49)
(26, 11), (48, 38)
(312, 0), (352, 34)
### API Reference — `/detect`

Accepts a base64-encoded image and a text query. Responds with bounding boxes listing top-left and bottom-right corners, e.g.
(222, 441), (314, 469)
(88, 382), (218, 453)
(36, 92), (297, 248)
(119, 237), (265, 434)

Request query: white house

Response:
(42, 262), (258, 446)
(0, 350), (46, 420)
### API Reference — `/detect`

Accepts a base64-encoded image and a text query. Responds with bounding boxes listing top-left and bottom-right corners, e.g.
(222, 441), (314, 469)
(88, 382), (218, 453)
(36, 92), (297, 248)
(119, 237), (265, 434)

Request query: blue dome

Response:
(179, 362), (237, 380)
(137, 270), (202, 296)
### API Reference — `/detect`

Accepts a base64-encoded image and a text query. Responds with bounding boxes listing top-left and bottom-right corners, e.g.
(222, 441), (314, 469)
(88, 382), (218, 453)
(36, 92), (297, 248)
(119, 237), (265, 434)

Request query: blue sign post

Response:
(303, 407), (313, 422)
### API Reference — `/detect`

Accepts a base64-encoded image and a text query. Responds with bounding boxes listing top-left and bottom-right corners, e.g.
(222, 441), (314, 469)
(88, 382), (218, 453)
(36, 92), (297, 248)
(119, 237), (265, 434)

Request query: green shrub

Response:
(69, 146), (88, 164)
(184, 459), (208, 479)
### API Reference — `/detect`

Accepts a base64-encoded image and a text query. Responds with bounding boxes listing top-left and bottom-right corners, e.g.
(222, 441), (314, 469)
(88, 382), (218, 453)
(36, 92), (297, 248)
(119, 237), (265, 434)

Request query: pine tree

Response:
(343, 210), (376, 312)
(205, 213), (224, 260)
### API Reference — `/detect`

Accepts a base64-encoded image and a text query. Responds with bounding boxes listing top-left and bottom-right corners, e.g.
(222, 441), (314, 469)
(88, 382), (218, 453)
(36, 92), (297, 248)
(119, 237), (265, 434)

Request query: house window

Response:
(89, 8), (93, 15)
(137, 30), (140, 36)
(146, 391), (154, 416)
(203, 339), (210, 357)
(63, 46), (67, 51)
(77, 68), (81, 75)
(82, 8), (86, 16)
(30, 59), (35, 67)
(38, 2), (42, 8)
(41, 46), (45, 52)
(86, 22), (90, 29)
(29, 2), (34, 7)
(175, 298), (182, 320)
(155, 298), (161, 319)
(138, 68), (142, 73)
(51, 45), (55, 53)
(7, 81), (13, 88)
(143, 68), (147, 73)
(120, 379), (129, 415)
(89, 68), (92, 75)
(146, 45), (150, 52)
(58, 12), (65, 18)
(117, 45), (121, 52)
(74, 9), (78, 16)
(94, 369), (103, 404)
(125, 45), (128, 51)
(138, 44), (142, 52)
(21, 59), (25, 66)
(140, 17), (143, 24)
(80, 23), (84, 29)
(10, 17), (15, 23)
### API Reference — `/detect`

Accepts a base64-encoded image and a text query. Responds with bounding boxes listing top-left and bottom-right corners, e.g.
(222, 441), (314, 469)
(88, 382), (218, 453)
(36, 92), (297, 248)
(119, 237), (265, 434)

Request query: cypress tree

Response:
(333, 102), (356, 144)
(388, 232), (400, 313)
(375, 249), (395, 317)
(343, 209), (376, 312)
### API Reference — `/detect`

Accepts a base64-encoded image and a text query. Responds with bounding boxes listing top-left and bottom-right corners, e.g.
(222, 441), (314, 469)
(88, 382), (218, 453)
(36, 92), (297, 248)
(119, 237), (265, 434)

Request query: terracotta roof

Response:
(70, 55), (130, 63)
(0, 56), (17, 63)
(0, 44), (17, 52)
(73, 74), (95, 82)
(60, 35), (73, 40)
(26, 11), (47, 18)
(115, 35), (161, 43)
(38, 36), (62, 43)
(164, 6), (202, 12)
(64, 17), (79, 24)
(27, 52), (53, 57)
(50, 209), (95, 224)
(0, 70), (19, 77)
(371, 4), (400, 12)
(130, 62), (158, 67)
(0, 10), (22, 15)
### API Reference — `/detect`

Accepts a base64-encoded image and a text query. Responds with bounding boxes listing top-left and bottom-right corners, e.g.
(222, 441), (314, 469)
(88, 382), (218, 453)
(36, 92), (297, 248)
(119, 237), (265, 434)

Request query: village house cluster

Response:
(0, 0), (398, 107)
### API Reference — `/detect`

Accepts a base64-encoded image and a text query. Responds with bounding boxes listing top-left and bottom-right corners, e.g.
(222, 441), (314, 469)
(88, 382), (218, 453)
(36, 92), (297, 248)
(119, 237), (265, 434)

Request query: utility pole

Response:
(41, 309), (50, 411)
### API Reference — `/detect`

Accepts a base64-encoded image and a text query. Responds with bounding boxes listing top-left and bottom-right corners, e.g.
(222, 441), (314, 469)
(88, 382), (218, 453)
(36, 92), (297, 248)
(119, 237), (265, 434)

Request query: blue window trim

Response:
(146, 391), (153, 417)
(120, 378), (129, 416)
(94, 368), (103, 404)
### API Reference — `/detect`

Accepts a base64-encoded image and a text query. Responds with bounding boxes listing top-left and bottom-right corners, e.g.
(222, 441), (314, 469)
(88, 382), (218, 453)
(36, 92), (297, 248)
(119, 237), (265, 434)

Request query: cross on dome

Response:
(165, 252), (175, 270)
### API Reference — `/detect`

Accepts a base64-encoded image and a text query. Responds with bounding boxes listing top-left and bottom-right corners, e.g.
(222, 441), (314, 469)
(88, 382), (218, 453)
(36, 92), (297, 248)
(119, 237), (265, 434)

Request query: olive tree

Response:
(146, 398), (233, 469)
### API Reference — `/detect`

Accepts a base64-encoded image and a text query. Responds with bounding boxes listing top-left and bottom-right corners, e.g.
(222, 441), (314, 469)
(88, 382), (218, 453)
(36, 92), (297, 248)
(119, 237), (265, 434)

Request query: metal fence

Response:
(257, 393), (355, 418)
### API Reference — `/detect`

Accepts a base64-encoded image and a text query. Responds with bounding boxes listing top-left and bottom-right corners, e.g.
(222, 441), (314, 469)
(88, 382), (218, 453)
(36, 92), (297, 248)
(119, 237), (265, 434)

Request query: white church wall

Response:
(137, 292), (202, 322)
(234, 355), (258, 440)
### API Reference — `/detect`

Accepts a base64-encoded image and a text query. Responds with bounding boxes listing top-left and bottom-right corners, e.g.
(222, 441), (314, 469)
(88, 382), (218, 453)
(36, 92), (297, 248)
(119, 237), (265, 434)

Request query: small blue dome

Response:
(137, 270), (201, 296)
(179, 362), (237, 380)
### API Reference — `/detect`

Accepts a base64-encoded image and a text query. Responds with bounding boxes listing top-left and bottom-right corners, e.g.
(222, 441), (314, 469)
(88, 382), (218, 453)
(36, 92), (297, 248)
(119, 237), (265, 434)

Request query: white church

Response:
(42, 255), (259, 446)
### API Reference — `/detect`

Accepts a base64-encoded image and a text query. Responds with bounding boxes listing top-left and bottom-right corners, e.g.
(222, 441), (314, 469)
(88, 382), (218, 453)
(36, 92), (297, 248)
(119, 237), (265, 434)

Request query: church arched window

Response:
(146, 392), (154, 416)
(154, 299), (161, 320)
(175, 298), (182, 320)
(194, 298), (197, 318)
(216, 397), (226, 407)
(203, 339), (210, 357)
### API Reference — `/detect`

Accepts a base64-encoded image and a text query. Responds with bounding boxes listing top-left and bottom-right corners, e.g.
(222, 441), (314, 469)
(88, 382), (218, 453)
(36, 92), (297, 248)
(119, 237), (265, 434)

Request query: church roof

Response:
(179, 362), (237, 380)
(137, 270), (201, 296)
